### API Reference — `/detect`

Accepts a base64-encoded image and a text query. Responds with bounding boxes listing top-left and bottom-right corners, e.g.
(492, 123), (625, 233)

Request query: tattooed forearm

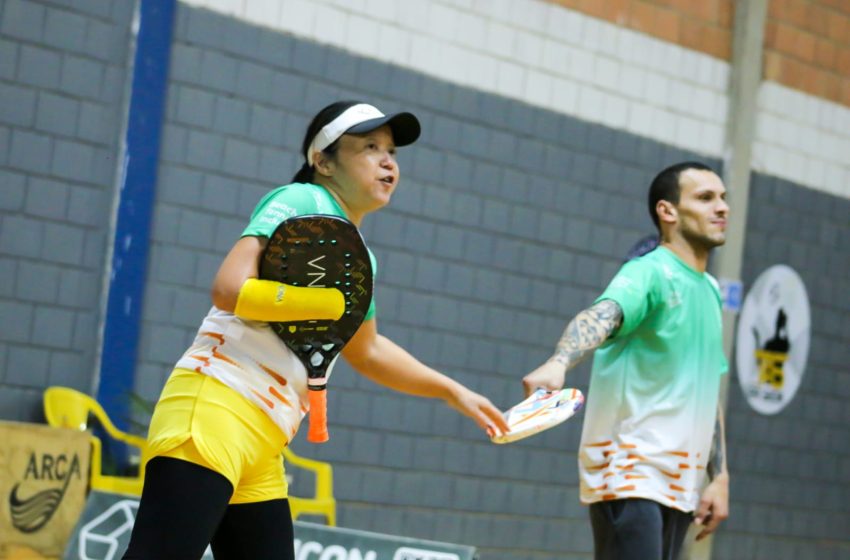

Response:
(549, 300), (623, 370)
(707, 402), (728, 480)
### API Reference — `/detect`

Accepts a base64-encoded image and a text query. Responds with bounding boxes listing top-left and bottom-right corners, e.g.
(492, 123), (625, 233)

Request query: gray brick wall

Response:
(131, 6), (710, 558)
(713, 175), (850, 560)
(0, 0), (134, 419)
(3, 2), (848, 558)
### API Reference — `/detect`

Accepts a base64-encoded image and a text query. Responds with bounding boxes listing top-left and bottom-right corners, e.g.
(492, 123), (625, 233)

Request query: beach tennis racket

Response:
(260, 215), (373, 443)
(491, 388), (584, 444)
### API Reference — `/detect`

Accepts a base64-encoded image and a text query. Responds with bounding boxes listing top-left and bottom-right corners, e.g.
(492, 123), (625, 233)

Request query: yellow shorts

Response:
(146, 368), (289, 504)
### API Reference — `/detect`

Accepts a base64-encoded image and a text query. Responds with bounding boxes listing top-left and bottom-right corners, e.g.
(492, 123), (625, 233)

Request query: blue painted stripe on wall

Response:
(98, 0), (176, 431)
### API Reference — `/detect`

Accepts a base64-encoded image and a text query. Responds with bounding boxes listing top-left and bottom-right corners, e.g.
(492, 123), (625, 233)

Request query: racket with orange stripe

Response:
(260, 214), (373, 443)
(491, 388), (584, 444)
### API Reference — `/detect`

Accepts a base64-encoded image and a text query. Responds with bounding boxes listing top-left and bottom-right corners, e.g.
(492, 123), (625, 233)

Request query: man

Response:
(523, 162), (730, 560)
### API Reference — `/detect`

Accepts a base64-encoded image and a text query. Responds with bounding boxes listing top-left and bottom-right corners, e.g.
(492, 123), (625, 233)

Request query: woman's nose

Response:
(381, 151), (397, 168)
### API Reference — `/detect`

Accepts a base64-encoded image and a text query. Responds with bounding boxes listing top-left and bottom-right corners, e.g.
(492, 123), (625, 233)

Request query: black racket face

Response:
(259, 215), (373, 381)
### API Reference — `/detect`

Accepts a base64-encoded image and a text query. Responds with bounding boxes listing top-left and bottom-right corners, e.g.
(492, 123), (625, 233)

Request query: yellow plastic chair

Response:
(44, 387), (337, 524)
(43, 386), (148, 497)
(283, 446), (337, 526)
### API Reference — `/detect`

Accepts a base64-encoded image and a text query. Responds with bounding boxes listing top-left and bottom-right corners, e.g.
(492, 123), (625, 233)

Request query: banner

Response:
(0, 422), (89, 559)
(63, 492), (476, 560)
(735, 264), (811, 415)
(294, 522), (476, 560)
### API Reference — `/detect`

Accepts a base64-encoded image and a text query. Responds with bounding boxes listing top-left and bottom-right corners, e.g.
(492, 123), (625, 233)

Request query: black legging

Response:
(123, 457), (295, 560)
(589, 498), (692, 560)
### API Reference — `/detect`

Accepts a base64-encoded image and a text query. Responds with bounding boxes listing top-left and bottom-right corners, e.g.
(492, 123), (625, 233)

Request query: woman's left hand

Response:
(343, 323), (510, 437)
(445, 385), (509, 437)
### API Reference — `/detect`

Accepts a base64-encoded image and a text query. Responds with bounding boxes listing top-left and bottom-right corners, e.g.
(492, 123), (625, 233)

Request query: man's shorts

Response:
(146, 368), (290, 504)
(589, 498), (693, 560)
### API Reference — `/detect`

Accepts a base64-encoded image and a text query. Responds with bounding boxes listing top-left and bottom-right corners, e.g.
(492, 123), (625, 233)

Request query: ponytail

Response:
(291, 162), (313, 184)
(290, 100), (363, 185)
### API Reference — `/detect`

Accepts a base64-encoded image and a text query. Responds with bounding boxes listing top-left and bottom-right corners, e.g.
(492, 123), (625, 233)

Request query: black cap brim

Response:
(345, 112), (421, 147)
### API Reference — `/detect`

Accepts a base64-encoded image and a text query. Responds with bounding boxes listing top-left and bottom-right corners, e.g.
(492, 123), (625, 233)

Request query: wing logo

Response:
(10, 484), (66, 533)
(8, 452), (82, 533)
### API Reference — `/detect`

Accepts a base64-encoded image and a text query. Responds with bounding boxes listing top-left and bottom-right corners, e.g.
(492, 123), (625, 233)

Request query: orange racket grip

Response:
(307, 389), (329, 443)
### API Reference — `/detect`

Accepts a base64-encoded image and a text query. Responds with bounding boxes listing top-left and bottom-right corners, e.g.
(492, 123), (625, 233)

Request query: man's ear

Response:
(313, 152), (334, 177)
(656, 200), (677, 225)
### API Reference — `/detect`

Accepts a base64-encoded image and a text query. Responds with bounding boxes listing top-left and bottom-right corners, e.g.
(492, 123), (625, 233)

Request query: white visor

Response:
(306, 103), (420, 166)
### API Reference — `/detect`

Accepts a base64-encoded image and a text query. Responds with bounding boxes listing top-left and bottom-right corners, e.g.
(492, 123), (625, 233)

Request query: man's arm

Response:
(707, 402), (728, 480)
(521, 299), (623, 396)
(552, 299), (624, 369)
(695, 401), (730, 540)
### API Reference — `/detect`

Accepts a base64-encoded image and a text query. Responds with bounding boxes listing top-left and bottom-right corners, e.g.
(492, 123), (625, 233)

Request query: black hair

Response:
(291, 100), (365, 184)
(647, 161), (716, 231)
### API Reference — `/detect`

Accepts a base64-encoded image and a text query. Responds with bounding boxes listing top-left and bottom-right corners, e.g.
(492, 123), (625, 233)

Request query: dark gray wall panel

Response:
(714, 175), (850, 560)
(136, 6), (715, 558)
(3, 2), (848, 558)
(0, 0), (134, 420)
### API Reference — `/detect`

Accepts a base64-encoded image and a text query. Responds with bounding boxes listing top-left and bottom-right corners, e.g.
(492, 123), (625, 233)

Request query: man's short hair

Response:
(648, 161), (716, 231)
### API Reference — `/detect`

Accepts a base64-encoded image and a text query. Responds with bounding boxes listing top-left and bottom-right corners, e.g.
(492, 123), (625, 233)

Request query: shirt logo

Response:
(611, 277), (634, 289)
(259, 202), (297, 225)
(667, 291), (682, 308)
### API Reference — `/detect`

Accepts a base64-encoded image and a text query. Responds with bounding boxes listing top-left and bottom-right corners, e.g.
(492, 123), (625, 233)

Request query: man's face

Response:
(673, 169), (729, 249)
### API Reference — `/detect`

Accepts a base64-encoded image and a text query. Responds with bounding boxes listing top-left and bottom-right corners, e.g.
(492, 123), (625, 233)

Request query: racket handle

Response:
(307, 389), (329, 443)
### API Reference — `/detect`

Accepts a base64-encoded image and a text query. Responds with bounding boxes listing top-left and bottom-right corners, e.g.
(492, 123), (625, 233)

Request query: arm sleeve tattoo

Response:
(550, 299), (623, 370)
(707, 402), (728, 480)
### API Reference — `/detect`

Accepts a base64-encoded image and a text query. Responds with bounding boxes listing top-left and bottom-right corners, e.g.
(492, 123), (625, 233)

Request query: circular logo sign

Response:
(735, 265), (810, 415)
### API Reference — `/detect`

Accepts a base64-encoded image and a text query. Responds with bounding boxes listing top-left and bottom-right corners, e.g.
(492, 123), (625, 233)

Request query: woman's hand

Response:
(344, 321), (509, 437)
(445, 385), (509, 437)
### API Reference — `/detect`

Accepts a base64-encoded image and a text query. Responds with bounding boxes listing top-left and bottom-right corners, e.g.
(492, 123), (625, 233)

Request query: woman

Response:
(123, 100), (509, 559)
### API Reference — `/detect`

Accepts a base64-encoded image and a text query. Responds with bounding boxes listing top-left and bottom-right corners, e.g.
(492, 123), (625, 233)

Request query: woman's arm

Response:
(211, 236), (267, 312)
(342, 319), (509, 435)
(210, 236), (343, 321)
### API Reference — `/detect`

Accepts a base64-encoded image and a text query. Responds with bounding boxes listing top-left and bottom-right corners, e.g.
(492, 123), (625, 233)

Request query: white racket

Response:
(491, 388), (584, 444)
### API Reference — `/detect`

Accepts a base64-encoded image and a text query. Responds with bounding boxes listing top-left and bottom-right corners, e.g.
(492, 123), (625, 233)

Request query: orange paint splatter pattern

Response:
(259, 363), (288, 385)
(189, 332), (300, 420)
(251, 389), (274, 409)
(200, 332), (225, 344)
(660, 469), (681, 479)
(211, 347), (238, 366)
(269, 386), (292, 407)
(583, 441), (699, 503)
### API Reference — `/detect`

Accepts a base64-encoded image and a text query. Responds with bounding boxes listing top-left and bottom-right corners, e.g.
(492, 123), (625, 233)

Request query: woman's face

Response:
(319, 125), (399, 216)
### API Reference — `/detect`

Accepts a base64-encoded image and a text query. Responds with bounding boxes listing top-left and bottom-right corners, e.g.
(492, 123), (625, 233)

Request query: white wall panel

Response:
(183, 0), (850, 198)
(754, 82), (850, 198)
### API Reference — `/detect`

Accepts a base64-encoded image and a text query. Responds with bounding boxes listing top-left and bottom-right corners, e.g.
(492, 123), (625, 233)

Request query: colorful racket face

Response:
(491, 388), (584, 444)
(259, 215), (373, 442)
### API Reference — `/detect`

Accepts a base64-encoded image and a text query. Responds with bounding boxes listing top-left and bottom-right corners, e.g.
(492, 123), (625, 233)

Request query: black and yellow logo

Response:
(754, 308), (790, 391)
(8, 452), (82, 533)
